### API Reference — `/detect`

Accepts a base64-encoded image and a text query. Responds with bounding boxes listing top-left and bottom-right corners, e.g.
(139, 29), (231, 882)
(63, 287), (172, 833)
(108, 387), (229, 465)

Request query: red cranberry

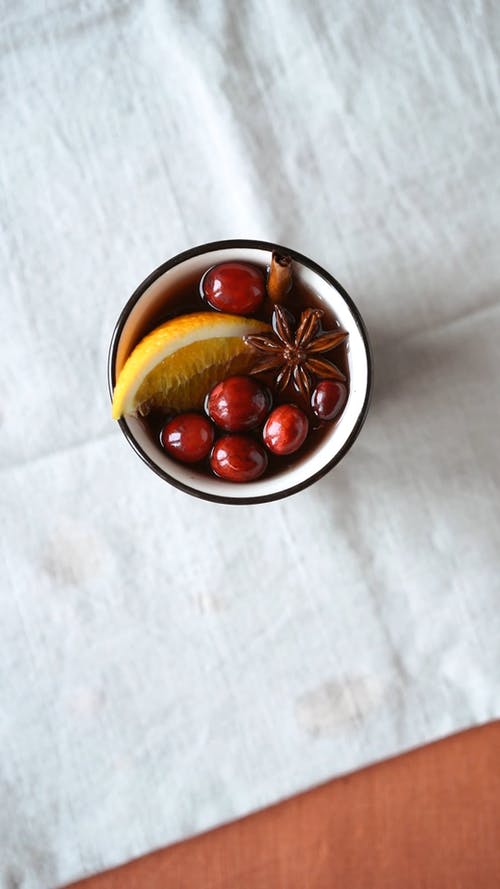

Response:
(210, 435), (268, 482)
(207, 375), (271, 432)
(202, 262), (265, 315)
(263, 404), (309, 456)
(311, 381), (347, 421)
(161, 413), (214, 463)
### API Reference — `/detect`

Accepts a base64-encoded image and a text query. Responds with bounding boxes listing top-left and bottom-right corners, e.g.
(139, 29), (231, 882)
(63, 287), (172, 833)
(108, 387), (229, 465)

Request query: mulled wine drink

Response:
(109, 241), (372, 504)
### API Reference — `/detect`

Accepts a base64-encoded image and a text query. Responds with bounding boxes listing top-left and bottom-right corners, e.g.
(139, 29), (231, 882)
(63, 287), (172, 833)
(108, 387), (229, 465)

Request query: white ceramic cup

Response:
(108, 240), (373, 504)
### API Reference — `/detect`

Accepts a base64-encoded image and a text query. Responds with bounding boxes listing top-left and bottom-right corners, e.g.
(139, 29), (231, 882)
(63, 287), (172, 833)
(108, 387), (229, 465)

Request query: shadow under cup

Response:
(108, 240), (373, 504)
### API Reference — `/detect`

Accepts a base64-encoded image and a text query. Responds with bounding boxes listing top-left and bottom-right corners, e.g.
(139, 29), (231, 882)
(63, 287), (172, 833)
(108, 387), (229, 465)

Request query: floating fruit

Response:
(161, 413), (214, 463)
(210, 435), (268, 482)
(263, 404), (309, 455)
(112, 312), (270, 419)
(311, 381), (347, 421)
(202, 262), (265, 315)
(207, 375), (271, 432)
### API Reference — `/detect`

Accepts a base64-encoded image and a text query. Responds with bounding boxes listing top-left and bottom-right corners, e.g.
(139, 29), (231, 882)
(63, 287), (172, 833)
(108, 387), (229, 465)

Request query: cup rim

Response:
(108, 239), (373, 505)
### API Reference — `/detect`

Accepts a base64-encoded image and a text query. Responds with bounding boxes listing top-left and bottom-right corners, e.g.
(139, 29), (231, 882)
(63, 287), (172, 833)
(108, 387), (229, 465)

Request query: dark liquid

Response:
(140, 262), (349, 480)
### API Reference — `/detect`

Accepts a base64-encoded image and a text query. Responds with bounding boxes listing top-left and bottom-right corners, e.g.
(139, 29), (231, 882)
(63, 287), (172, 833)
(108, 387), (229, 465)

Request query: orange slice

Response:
(112, 312), (270, 419)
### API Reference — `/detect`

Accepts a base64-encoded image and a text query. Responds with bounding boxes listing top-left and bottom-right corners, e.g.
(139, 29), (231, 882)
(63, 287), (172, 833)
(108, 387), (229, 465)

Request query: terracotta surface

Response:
(69, 721), (500, 889)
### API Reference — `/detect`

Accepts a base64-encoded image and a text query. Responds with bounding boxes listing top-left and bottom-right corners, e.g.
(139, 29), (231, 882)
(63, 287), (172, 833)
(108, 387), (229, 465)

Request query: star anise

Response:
(244, 304), (348, 401)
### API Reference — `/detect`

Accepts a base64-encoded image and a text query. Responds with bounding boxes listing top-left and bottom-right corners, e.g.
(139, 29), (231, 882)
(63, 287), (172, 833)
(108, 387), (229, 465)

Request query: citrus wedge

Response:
(112, 312), (270, 419)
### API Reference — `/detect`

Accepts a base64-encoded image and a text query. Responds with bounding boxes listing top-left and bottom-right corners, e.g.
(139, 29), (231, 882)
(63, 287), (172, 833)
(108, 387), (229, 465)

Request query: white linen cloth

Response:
(1, 1), (499, 886)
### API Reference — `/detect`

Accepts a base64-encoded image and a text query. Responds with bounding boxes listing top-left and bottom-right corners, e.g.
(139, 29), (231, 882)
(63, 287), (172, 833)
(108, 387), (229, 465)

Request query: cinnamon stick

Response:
(267, 251), (293, 303)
